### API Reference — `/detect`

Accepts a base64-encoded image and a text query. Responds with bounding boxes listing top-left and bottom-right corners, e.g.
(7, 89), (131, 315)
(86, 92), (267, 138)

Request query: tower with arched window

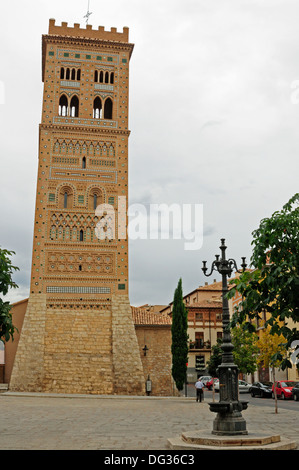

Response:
(9, 19), (145, 396)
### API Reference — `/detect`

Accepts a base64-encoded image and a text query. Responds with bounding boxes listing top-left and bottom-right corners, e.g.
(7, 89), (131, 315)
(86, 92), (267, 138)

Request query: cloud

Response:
(1, 0), (299, 306)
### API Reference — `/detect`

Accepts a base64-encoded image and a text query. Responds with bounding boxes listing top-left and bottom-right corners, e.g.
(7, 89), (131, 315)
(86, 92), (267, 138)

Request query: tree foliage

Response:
(256, 328), (286, 369)
(227, 194), (299, 369)
(231, 324), (259, 375)
(171, 278), (188, 391)
(0, 248), (19, 341)
(207, 339), (222, 377)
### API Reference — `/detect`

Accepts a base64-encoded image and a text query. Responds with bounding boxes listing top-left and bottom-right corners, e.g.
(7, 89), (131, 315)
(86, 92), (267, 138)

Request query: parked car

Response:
(238, 380), (251, 393)
(213, 379), (250, 393)
(291, 383), (299, 401)
(206, 378), (218, 390)
(249, 381), (273, 398)
(272, 381), (299, 400)
(198, 376), (212, 386)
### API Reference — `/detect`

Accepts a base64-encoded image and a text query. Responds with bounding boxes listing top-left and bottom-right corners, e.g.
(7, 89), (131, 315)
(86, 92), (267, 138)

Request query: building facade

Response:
(9, 19), (145, 395)
(161, 280), (223, 381)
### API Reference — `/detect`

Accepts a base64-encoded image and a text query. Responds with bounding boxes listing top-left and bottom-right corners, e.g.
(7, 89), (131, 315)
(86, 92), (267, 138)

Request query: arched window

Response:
(66, 68), (70, 80)
(99, 71), (103, 83)
(59, 186), (73, 208)
(82, 157), (86, 169)
(71, 68), (76, 80)
(93, 194), (98, 211)
(59, 94), (68, 116)
(93, 97), (102, 119)
(60, 67), (65, 79)
(104, 98), (113, 120)
(79, 230), (84, 242)
(94, 70), (98, 82)
(105, 72), (109, 84)
(70, 95), (79, 117)
(89, 188), (102, 211)
(77, 69), (81, 81)
(110, 72), (114, 84)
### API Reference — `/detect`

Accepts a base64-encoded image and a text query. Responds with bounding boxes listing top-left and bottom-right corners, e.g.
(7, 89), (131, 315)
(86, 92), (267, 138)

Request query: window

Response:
(88, 189), (102, 211)
(70, 95), (79, 117)
(82, 157), (86, 169)
(104, 98), (113, 119)
(59, 94), (68, 116)
(93, 97), (102, 119)
(59, 186), (73, 208)
(93, 194), (98, 211)
(195, 332), (204, 348)
(79, 230), (84, 242)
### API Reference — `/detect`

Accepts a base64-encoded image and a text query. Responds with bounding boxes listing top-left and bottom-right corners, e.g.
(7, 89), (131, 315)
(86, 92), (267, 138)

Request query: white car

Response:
(198, 376), (212, 386)
(238, 380), (251, 393)
(214, 379), (250, 393)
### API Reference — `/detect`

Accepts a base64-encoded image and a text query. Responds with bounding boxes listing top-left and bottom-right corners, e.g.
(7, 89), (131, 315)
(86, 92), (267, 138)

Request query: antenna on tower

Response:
(84, 0), (92, 24)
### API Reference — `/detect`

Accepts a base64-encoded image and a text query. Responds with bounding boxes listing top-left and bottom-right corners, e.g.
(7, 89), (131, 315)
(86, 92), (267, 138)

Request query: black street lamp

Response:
(202, 238), (248, 435)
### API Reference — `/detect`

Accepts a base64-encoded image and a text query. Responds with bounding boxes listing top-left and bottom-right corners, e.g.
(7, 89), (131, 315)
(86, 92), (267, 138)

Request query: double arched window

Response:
(93, 97), (113, 120)
(58, 94), (79, 117)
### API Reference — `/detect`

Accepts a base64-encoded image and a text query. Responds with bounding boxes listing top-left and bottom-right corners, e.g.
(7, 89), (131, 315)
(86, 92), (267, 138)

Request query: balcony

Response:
(189, 340), (211, 351)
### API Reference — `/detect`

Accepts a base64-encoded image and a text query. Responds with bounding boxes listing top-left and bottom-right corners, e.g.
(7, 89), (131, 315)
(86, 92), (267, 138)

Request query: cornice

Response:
(39, 123), (131, 137)
(43, 33), (134, 53)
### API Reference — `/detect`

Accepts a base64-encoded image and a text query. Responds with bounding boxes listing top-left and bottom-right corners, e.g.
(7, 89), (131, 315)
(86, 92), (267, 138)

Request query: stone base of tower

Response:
(9, 294), (145, 395)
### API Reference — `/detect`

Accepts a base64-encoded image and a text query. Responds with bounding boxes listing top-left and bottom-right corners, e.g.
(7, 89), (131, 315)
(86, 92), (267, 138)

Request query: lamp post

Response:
(202, 238), (248, 435)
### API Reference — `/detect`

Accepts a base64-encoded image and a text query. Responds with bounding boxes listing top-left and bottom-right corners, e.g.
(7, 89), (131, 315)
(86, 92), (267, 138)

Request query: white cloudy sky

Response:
(0, 0), (298, 307)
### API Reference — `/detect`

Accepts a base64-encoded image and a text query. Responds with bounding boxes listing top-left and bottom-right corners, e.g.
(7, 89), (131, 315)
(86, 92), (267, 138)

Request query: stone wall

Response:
(9, 294), (146, 395)
(111, 295), (145, 395)
(135, 325), (177, 396)
(9, 294), (47, 392)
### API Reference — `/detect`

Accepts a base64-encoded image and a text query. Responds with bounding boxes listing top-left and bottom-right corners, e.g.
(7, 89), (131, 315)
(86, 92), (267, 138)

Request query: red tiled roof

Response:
(186, 300), (222, 309)
(131, 306), (172, 325)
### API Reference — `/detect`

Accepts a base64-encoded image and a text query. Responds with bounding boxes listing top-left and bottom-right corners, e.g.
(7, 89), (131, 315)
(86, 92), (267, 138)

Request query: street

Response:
(0, 391), (298, 450)
(185, 386), (299, 412)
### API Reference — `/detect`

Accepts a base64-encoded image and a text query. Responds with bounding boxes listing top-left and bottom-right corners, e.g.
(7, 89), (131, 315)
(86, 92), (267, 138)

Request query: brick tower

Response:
(9, 19), (145, 394)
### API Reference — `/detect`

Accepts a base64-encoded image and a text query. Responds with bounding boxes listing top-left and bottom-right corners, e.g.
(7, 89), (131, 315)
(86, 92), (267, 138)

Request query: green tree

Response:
(171, 278), (188, 391)
(227, 194), (299, 370)
(207, 339), (222, 377)
(257, 328), (287, 413)
(231, 324), (259, 376)
(0, 248), (19, 341)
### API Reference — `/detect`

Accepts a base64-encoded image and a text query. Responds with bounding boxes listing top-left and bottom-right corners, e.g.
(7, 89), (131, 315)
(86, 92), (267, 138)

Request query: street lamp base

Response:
(209, 401), (248, 435)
